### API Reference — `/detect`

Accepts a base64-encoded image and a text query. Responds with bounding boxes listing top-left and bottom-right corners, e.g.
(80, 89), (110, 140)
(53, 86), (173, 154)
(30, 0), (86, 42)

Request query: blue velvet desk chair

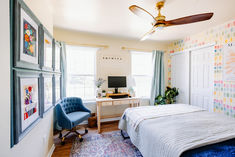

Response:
(56, 97), (91, 144)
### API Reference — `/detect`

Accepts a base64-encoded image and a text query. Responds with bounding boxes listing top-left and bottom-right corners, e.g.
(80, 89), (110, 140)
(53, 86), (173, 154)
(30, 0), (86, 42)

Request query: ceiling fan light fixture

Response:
(155, 15), (166, 21)
(129, 0), (214, 41)
(155, 23), (165, 27)
(157, 26), (164, 30)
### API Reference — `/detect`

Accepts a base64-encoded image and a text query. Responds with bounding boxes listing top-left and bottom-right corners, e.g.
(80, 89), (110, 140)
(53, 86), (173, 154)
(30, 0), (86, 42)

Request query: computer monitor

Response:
(108, 76), (126, 93)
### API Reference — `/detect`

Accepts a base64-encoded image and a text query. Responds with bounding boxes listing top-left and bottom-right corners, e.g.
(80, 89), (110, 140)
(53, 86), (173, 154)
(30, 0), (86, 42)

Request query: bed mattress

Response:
(119, 104), (235, 157)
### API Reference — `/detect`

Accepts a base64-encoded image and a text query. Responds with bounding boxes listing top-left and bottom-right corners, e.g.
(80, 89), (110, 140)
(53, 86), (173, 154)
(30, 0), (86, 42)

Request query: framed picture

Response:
(53, 40), (61, 72)
(41, 73), (54, 114)
(53, 74), (62, 105)
(14, 70), (41, 144)
(14, 0), (41, 70)
(223, 42), (235, 81)
(41, 28), (53, 71)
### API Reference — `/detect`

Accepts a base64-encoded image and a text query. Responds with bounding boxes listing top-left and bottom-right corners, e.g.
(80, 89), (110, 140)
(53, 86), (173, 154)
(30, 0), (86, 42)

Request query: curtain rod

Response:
(65, 42), (109, 49)
(122, 47), (168, 53)
(121, 46), (153, 52)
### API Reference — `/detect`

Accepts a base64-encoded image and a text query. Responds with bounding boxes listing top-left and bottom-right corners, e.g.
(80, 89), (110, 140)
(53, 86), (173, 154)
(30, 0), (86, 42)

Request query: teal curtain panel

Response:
(150, 50), (165, 106)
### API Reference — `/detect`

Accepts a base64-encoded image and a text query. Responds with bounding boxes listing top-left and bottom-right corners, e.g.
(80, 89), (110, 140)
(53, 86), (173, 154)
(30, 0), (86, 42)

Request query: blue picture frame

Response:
(53, 40), (61, 72)
(13, 69), (42, 144)
(40, 27), (54, 72)
(53, 74), (62, 105)
(14, 0), (42, 70)
(40, 73), (54, 116)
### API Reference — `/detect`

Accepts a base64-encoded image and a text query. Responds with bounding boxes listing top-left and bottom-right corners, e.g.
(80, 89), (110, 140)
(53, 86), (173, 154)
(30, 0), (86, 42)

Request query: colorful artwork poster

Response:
(20, 8), (38, 64)
(23, 20), (36, 57)
(55, 44), (60, 71)
(44, 34), (53, 68)
(44, 77), (53, 111)
(223, 42), (235, 81)
(20, 78), (39, 131)
(55, 77), (61, 102)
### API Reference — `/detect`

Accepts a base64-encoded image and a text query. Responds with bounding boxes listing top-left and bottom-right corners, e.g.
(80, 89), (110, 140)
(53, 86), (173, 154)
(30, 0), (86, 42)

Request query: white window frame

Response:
(66, 45), (97, 101)
(131, 51), (153, 98)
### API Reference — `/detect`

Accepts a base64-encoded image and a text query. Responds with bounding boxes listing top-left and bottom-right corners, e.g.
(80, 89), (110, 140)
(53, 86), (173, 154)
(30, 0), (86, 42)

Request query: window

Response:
(131, 51), (152, 98)
(66, 45), (98, 100)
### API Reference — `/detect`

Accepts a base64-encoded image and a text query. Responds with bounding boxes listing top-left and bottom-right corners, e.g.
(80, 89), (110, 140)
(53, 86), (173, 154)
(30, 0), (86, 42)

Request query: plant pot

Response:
(88, 116), (97, 128)
(96, 88), (102, 98)
(102, 92), (106, 97)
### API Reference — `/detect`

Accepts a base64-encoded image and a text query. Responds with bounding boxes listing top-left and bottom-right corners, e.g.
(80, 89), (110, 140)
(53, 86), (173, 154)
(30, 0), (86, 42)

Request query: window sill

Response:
(138, 97), (150, 100)
(83, 100), (96, 105)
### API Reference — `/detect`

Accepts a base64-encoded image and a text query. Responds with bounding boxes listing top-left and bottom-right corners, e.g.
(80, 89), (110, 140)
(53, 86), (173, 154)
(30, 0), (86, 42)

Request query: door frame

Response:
(170, 50), (190, 104)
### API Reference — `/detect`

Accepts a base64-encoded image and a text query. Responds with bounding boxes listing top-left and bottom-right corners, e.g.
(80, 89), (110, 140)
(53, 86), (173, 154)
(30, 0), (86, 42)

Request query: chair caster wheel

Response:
(59, 132), (62, 139)
(85, 129), (88, 133)
(61, 137), (65, 145)
(78, 134), (83, 142)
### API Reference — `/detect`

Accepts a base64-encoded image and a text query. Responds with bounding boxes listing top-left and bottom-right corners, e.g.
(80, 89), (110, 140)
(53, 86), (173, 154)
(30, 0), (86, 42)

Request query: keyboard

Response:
(109, 95), (129, 99)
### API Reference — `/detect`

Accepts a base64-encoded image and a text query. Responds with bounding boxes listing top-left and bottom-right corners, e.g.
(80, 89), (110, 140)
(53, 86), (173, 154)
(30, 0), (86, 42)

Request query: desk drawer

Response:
(101, 102), (112, 106)
(113, 100), (130, 105)
(132, 100), (139, 104)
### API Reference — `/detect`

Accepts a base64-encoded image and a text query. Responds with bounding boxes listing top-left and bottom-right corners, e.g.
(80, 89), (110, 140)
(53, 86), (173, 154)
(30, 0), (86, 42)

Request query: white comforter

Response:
(118, 104), (235, 157)
(121, 104), (203, 131)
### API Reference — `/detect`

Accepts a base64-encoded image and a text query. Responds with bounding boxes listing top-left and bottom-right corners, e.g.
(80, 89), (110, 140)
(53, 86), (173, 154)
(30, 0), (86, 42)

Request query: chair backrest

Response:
(59, 97), (84, 114)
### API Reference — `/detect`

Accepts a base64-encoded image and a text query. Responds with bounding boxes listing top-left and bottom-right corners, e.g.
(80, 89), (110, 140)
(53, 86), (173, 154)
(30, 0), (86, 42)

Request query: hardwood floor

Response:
(52, 121), (119, 157)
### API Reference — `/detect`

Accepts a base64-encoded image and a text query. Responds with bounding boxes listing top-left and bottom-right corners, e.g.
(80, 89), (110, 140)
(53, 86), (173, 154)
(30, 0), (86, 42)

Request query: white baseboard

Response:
(47, 144), (55, 157)
(101, 117), (120, 122)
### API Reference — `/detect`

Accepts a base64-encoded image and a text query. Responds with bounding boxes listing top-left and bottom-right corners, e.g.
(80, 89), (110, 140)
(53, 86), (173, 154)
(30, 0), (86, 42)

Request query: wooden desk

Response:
(96, 97), (140, 133)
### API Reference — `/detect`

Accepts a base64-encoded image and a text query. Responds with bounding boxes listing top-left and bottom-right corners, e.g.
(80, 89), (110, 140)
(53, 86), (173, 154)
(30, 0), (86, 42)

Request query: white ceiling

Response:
(53, 0), (235, 41)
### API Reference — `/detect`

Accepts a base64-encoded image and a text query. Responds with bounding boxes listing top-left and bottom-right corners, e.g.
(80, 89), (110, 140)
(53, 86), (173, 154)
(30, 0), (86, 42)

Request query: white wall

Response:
(24, 0), (53, 34)
(54, 27), (169, 87)
(54, 27), (169, 115)
(0, 0), (54, 156)
(0, 0), (11, 156)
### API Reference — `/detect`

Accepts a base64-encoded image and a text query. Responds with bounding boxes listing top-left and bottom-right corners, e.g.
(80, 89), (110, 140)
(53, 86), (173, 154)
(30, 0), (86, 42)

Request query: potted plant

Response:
(155, 86), (179, 105)
(95, 78), (105, 98)
(102, 90), (106, 97)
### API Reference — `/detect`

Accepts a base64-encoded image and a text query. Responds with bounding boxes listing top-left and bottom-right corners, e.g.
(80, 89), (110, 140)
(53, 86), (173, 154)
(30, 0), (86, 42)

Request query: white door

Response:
(171, 52), (189, 104)
(190, 46), (214, 111)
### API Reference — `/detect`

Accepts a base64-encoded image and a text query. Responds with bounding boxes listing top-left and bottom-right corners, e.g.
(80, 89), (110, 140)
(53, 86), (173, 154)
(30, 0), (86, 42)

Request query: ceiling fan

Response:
(129, 0), (213, 41)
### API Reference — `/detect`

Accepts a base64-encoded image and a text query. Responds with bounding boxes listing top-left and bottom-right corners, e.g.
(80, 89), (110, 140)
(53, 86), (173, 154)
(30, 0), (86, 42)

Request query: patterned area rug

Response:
(70, 131), (142, 157)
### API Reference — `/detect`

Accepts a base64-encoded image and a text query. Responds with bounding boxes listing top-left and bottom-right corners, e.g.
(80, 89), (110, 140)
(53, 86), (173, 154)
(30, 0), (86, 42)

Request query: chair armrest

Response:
(78, 103), (91, 113)
(55, 104), (72, 129)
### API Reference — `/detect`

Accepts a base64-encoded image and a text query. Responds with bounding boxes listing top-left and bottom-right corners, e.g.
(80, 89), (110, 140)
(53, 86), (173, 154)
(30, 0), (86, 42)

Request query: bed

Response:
(118, 104), (235, 157)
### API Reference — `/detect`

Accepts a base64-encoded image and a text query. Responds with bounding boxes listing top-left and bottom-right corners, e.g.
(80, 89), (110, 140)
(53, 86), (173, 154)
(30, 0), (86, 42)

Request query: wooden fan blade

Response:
(129, 5), (156, 24)
(140, 26), (157, 41)
(165, 13), (213, 26)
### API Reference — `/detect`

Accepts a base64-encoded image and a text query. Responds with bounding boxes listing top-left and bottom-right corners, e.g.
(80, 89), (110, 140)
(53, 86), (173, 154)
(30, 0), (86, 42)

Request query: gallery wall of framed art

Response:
(11, 0), (62, 145)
